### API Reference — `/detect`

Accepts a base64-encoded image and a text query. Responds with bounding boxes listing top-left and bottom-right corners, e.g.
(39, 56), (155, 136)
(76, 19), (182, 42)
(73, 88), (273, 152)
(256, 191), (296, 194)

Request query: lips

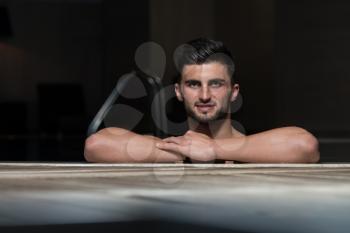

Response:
(195, 104), (215, 112)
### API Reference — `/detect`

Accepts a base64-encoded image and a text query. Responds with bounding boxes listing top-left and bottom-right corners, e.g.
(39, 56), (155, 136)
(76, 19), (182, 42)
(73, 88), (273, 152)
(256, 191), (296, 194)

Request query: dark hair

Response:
(174, 38), (235, 83)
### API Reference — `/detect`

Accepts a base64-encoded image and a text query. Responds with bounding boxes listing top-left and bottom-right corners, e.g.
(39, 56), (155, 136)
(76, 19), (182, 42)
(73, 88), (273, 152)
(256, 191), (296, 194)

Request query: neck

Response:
(187, 115), (235, 139)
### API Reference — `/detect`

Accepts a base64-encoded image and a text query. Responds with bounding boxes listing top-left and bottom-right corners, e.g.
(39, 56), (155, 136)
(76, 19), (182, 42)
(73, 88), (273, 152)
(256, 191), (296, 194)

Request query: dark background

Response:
(0, 0), (349, 162)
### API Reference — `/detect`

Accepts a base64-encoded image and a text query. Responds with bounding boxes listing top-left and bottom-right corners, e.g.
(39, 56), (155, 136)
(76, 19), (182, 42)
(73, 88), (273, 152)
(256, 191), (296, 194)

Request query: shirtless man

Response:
(84, 38), (320, 163)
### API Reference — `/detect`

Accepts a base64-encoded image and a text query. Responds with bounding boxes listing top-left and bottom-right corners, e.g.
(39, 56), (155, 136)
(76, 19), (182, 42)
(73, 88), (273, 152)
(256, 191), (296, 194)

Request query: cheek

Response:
(182, 89), (197, 101)
(213, 89), (231, 103)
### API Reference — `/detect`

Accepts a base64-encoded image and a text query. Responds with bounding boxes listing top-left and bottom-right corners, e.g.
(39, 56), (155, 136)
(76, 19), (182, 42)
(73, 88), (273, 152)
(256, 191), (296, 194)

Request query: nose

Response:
(199, 86), (211, 102)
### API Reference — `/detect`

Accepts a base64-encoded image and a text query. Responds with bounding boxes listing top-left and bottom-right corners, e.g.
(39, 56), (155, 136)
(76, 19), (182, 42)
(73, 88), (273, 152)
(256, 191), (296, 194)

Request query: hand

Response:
(156, 130), (217, 162)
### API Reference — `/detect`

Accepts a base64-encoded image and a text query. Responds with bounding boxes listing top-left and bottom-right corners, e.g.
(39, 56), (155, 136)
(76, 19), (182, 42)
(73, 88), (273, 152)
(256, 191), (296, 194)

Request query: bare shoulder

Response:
(96, 127), (162, 141)
(96, 127), (133, 136)
(242, 126), (314, 136)
(268, 126), (314, 135)
(231, 127), (245, 138)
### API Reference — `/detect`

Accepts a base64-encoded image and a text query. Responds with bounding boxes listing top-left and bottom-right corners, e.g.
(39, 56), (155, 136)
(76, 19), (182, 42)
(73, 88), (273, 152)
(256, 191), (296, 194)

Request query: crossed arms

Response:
(84, 126), (320, 163)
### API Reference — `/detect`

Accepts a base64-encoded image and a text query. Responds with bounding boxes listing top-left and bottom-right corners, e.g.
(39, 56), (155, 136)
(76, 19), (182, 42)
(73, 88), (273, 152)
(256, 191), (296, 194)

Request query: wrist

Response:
(212, 138), (231, 161)
(211, 139), (221, 160)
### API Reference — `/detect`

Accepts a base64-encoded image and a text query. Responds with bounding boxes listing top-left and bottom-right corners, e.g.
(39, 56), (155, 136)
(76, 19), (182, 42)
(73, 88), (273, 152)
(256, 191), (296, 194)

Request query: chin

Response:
(192, 109), (230, 123)
(193, 113), (219, 123)
(186, 105), (226, 123)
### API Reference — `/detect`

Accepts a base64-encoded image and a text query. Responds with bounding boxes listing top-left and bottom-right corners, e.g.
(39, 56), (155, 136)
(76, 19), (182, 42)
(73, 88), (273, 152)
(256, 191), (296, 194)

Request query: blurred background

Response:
(0, 0), (349, 162)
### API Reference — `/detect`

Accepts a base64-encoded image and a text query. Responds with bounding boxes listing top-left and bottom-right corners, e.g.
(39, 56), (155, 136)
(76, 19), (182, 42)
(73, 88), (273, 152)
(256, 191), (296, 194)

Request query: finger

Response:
(156, 142), (183, 154)
(185, 131), (208, 140)
(185, 130), (204, 137)
(163, 136), (186, 145)
(185, 130), (194, 135)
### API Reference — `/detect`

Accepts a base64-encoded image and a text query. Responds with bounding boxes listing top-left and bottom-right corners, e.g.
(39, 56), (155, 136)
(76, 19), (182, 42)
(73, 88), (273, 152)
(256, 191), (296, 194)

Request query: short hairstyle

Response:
(174, 38), (235, 83)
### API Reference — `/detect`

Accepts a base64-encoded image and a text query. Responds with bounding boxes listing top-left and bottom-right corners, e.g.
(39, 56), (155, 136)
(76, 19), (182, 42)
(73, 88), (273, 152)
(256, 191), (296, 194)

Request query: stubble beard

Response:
(184, 101), (230, 123)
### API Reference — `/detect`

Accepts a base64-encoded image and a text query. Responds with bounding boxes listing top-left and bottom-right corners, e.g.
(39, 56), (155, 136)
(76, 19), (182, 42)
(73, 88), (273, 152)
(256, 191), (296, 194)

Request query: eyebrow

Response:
(184, 79), (201, 85)
(184, 78), (227, 84)
(208, 78), (226, 84)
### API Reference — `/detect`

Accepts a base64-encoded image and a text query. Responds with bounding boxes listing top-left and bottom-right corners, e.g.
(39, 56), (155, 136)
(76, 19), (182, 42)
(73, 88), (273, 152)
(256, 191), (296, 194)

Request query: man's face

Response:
(175, 62), (239, 123)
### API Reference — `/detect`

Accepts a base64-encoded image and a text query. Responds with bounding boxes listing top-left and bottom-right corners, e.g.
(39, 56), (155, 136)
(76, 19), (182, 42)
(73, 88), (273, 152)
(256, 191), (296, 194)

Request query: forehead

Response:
(181, 62), (230, 82)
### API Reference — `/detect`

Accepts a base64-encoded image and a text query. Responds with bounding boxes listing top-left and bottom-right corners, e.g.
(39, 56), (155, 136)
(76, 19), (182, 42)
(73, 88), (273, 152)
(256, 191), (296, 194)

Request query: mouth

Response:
(195, 104), (216, 113)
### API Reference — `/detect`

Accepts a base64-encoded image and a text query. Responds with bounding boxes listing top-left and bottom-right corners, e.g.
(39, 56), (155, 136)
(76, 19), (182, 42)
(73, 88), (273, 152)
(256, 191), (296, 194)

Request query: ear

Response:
(175, 83), (183, 102)
(230, 83), (240, 102)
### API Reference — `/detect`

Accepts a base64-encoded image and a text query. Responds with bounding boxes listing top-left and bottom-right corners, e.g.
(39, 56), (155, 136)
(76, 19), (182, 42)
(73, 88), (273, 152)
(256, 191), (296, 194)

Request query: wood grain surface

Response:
(0, 163), (350, 233)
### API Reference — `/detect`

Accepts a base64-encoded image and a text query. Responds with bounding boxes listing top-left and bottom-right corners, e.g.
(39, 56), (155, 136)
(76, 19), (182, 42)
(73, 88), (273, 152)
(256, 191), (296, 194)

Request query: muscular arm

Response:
(157, 127), (320, 163)
(213, 127), (320, 163)
(84, 127), (183, 163)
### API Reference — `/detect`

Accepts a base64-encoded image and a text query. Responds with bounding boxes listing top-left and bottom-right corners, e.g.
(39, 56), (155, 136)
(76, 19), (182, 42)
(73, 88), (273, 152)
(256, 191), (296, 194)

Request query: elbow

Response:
(297, 131), (320, 163)
(84, 134), (103, 162)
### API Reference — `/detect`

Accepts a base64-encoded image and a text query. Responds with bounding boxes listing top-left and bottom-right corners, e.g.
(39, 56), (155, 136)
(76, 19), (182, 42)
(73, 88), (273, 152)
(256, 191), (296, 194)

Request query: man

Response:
(84, 38), (319, 163)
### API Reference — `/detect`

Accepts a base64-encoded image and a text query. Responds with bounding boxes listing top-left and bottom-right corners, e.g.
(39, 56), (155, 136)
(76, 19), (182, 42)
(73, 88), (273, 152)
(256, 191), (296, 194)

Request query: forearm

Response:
(84, 128), (183, 163)
(213, 127), (320, 163)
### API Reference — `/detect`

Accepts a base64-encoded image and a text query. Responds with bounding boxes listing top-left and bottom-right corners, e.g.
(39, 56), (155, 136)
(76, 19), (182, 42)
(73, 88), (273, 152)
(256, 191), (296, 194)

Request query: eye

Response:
(185, 81), (201, 89)
(210, 80), (224, 88)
